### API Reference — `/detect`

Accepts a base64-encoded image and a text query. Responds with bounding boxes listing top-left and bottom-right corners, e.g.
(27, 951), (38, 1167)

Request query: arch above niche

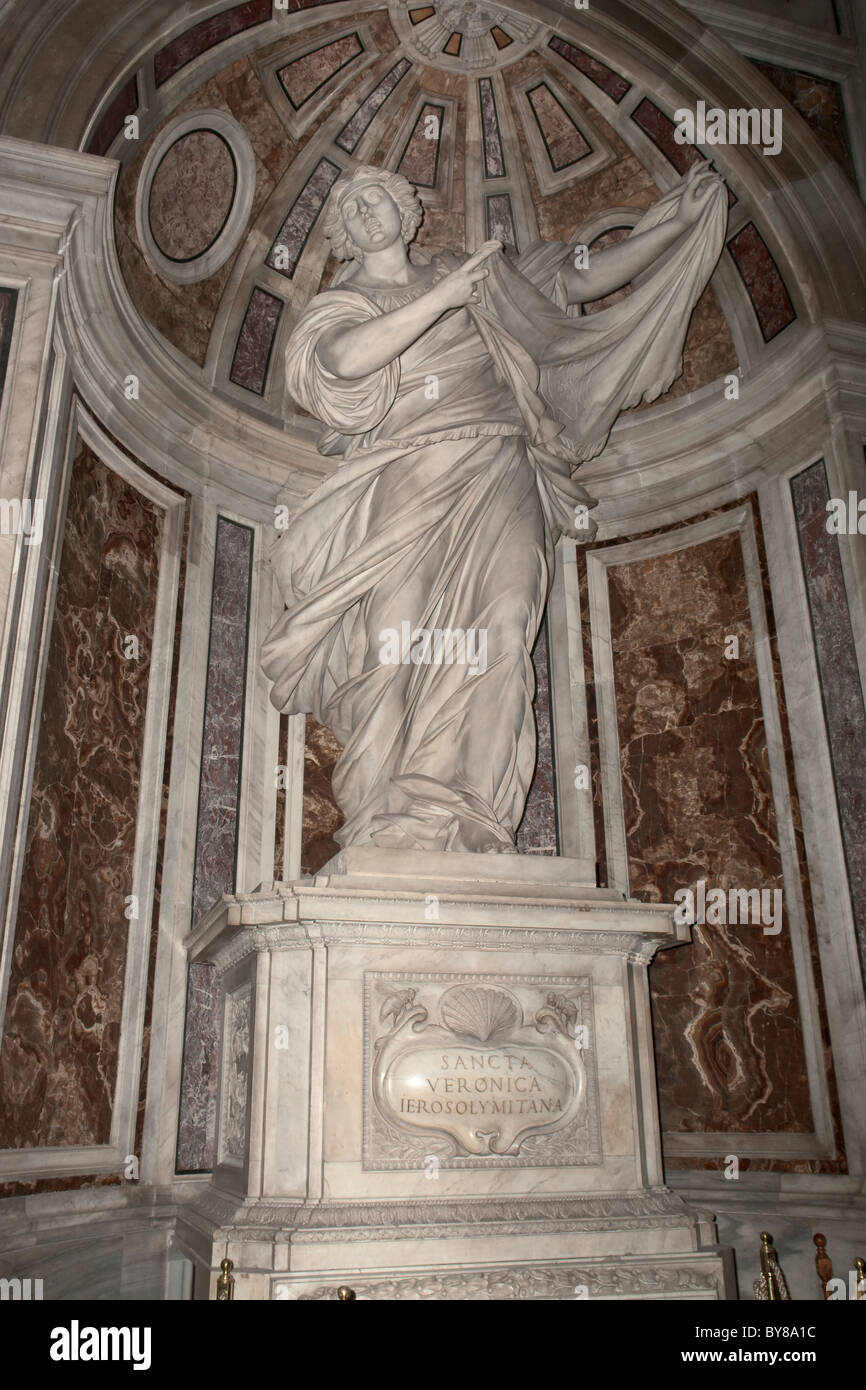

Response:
(135, 110), (256, 285)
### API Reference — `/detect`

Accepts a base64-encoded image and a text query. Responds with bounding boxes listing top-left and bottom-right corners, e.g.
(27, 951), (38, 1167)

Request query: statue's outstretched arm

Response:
(558, 162), (723, 305)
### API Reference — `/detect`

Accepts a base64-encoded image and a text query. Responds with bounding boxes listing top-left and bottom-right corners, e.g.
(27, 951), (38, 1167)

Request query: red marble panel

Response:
(728, 222), (796, 342)
(278, 32), (363, 110)
(753, 61), (855, 182)
(547, 35), (630, 104)
(606, 530), (812, 1135)
(410, 7), (435, 23)
(148, 130), (237, 262)
(0, 442), (163, 1149)
(490, 26), (512, 50)
(443, 33), (462, 57)
(527, 83), (590, 171)
(190, 517), (254, 926)
(230, 286), (283, 393)
(86, 74), (139, 156)
(154, 0), (272, 87)
(631, 98), (704, 176)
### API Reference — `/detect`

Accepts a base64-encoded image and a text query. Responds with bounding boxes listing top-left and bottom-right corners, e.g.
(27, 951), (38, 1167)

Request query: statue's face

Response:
(340, 183), (403, 256)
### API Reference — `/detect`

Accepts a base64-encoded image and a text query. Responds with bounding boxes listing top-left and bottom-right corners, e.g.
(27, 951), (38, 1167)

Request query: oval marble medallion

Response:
(148, 129), (237, 263)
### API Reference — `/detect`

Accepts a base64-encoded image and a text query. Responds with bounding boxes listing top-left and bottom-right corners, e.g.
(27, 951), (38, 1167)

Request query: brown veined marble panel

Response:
(278, 32), (364, 110)
(0, 441), (163, 1149)
(149, 130), (237, 262)
(752, 61), (855, 183)
(302, 716), (344, 875)
(607, 531), (812, 1136)
(516, 622), (557, 855)
(397, 102), (445, 188)
(526, 83), (591, 172)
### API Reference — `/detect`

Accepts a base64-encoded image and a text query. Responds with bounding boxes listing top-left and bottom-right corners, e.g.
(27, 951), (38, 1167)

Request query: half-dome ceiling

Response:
(106, 0), (808, 434)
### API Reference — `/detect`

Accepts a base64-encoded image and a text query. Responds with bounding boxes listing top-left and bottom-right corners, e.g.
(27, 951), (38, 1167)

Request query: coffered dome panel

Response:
(103, 1), (824, 442)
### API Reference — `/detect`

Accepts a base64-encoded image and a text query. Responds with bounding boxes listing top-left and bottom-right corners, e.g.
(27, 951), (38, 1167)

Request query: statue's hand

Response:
(672, 161), (724, 230)
(429, 240), (503, 311)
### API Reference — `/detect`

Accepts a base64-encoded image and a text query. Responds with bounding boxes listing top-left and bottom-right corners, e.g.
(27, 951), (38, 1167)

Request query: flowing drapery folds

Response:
(262, 183), (726, 852)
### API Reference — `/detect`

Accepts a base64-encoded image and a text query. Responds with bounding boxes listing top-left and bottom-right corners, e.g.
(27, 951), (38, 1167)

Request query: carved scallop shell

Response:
(440, 986), (520, 1042)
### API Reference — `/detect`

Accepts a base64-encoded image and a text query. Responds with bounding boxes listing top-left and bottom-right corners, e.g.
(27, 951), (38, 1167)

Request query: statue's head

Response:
(323, 165), (423, 262)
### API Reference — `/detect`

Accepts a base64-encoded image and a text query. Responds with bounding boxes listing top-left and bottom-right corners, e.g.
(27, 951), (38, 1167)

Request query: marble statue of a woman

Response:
(262, 161), (727, 854)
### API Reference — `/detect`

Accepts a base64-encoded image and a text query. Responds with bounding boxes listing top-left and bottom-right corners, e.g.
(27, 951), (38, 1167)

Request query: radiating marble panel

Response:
(517, 623), (557, 855)
(302, 717), (344, 875)
(410, 7), (435, 23)
(478, 77), (505, 178)
(486, 193), (517, 248)
(278, 32), (363, 109)
(154, 0), (271, 86)
(547, 36), (630, 103)
(0, 287), (18, 406)
(0, 442), (163, 1149)
(335, 58), (412, 153)
(606, 531), (813, 1135)
(230, 287), (282, 394)
(397, 102), (444, 187)
(266, 159), (341, 278)
(527, 83), (590, 171)
(86, 75), (139, 156)
(631, 98), (703, 176)
(753, 61), (855, 182)
(791, 461), (866, 984)
(190, 517), (253, 927)
(490, 25), (513, 50)
(728, 222), (796, 342)
(149, 131), (237, 262)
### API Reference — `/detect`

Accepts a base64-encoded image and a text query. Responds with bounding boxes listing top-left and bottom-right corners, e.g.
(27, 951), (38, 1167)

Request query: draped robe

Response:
(262, 181), (726, 853)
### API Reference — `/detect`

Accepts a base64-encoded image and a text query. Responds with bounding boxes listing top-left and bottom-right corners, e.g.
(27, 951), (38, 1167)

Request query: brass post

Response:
(752, 1231), (789, 1300)
(216, 1257), (235, 1301)
(813, 1233), (833, 1300)
(855, 1258), (866, 1301)
(337, 1286), (356, 1301)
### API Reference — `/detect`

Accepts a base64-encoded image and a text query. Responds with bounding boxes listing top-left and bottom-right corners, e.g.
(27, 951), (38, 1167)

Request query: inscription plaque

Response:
(364, 973), (601, 1168)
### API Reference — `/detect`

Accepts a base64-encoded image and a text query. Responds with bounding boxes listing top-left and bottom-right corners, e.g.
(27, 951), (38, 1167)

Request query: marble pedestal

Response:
(175, 851), (734, 1300)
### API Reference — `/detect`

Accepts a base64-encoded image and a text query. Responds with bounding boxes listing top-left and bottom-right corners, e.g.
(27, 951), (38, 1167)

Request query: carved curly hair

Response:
(322, 165), (423, 262)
